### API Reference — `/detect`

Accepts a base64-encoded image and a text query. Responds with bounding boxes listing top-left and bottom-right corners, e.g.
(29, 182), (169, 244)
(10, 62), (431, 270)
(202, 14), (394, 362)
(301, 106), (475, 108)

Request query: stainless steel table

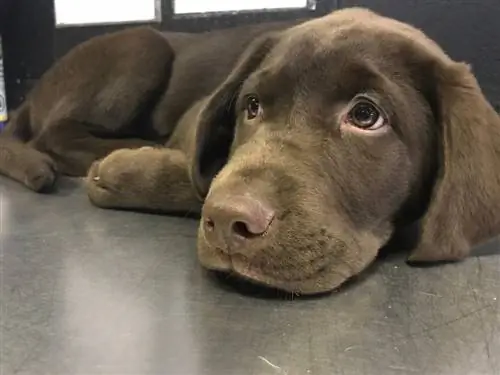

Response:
(2, 178), (499, 375)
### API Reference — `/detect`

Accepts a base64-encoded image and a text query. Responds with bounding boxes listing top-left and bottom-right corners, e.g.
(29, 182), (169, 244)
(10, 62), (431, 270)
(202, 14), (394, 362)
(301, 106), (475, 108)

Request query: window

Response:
(173, 0), (312, 15)
(54, 0), (161, 27)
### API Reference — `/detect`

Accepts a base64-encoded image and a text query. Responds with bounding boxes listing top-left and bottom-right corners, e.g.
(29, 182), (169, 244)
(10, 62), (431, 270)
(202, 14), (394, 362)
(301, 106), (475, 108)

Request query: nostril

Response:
(232, 220), (257, 239)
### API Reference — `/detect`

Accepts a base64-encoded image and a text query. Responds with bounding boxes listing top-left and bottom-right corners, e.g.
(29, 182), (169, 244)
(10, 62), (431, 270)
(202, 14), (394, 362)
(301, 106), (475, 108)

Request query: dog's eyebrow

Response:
(243, 64), (300, 105)
(236, 70), (279, 106)
(240, 69), (271, 94)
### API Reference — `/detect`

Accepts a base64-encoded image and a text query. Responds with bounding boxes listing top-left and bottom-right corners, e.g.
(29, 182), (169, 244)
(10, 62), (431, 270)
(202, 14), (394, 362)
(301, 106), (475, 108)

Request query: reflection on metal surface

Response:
(53, 0), (161, 27)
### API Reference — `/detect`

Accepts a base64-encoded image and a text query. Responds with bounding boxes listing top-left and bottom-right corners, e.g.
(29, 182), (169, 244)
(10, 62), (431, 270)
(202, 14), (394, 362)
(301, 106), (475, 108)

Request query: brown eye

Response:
(245, 95), (261, 120)
(347, 101), (386, 130)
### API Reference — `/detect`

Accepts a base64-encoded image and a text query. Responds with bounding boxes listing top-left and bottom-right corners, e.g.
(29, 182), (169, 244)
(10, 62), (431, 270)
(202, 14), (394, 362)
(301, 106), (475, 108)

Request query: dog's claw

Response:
(93, 176), (100, 181)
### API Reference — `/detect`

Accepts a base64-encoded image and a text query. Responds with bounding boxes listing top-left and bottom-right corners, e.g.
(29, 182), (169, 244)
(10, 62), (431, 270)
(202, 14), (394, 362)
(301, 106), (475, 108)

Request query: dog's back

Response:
(0, 18), (304, 192)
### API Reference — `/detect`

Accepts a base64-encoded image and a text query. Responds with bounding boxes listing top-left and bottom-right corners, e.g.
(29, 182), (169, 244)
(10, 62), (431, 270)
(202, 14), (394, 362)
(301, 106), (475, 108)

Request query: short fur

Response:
(2, 8), (499, 294)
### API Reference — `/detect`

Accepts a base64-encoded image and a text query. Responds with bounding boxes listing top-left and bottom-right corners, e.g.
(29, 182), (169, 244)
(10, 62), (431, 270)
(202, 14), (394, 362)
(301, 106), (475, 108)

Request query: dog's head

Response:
(190, 8), (500, 294)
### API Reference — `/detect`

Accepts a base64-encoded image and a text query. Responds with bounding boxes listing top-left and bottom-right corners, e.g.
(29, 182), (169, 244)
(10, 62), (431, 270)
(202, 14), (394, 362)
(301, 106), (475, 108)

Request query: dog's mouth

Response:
(200, 247), (351, 295)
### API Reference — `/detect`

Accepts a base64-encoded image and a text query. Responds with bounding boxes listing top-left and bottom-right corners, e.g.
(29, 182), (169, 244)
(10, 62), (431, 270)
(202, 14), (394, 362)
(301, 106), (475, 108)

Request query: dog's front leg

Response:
(85, 147), (202, 215)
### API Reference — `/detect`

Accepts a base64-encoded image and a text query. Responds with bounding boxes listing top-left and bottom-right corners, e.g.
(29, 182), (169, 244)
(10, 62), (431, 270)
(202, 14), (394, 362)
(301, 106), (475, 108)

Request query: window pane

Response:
(54, 0), (160, 26)
(174, 0), (310, 15)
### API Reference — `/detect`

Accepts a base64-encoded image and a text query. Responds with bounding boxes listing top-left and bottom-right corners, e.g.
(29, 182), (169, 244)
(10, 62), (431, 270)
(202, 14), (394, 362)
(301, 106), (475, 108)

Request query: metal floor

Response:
(2, 178), (499, 375)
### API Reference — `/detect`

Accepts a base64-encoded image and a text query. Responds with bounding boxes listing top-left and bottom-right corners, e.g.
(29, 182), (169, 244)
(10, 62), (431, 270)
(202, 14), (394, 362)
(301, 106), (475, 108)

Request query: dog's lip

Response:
(203, 248), (346, 294)
(231, 261), (344, 295)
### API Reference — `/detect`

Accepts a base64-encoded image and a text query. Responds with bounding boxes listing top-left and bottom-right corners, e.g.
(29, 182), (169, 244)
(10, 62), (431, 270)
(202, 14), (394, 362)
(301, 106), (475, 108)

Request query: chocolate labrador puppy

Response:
(1, 8), (500, 294)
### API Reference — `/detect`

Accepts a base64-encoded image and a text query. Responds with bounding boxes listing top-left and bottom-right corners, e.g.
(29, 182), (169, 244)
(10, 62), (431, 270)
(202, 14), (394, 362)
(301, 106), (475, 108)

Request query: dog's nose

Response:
(202, 194), (275, 248)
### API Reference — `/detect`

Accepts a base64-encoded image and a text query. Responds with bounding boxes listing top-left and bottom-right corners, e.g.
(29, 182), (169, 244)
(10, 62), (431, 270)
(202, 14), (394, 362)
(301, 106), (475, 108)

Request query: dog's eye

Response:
(347, 100), (386, 130)
(245, 95), (261, 120)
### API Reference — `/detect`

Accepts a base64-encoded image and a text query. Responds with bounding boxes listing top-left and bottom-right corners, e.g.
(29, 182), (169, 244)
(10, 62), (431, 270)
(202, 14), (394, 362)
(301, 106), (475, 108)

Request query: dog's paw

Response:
(86, 147), (156, 207)
(23, 151), (58, 193)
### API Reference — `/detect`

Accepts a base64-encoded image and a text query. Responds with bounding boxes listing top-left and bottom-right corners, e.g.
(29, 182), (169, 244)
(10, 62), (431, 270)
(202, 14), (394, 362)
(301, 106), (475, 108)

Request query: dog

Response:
(1, 8), (500, 295)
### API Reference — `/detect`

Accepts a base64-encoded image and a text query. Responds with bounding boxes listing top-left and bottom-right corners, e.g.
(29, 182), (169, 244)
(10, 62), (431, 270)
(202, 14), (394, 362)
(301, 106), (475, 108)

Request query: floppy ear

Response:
(190, 33), (278, 199)
(408, 60), (500, 262)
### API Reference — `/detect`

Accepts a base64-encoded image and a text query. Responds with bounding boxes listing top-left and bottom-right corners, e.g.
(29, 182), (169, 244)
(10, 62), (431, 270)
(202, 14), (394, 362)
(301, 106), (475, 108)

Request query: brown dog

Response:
(1, 8), (500, 295)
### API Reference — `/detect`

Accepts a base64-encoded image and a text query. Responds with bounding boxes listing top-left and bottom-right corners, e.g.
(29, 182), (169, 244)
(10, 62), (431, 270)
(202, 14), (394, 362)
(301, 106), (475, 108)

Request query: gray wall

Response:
(2, 0), (500, 108)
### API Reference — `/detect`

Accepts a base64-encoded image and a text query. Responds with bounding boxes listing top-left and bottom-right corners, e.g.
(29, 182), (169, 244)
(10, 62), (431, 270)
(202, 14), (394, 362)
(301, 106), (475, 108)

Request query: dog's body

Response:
(0, 19), (302, 190)
(2, 8), (500, 295)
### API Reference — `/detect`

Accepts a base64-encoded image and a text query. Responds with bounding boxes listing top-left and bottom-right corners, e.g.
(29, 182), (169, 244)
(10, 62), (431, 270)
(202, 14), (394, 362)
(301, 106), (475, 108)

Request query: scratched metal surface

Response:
(1, 178), (499, 375)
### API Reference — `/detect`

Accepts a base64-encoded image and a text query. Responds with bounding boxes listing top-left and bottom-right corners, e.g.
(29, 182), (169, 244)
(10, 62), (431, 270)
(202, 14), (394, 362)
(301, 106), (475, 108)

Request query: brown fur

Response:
(2, 8), (499, 295)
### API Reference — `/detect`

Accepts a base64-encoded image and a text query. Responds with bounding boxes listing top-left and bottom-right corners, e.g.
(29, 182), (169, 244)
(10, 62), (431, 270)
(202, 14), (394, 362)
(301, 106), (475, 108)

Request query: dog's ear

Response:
(408, 58), (500, 262)
(190, 33), (278, 199)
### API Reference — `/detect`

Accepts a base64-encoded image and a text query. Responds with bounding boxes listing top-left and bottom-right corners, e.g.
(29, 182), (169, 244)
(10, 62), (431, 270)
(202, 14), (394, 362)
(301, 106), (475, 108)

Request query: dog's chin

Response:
(197, 246), (356, 295)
